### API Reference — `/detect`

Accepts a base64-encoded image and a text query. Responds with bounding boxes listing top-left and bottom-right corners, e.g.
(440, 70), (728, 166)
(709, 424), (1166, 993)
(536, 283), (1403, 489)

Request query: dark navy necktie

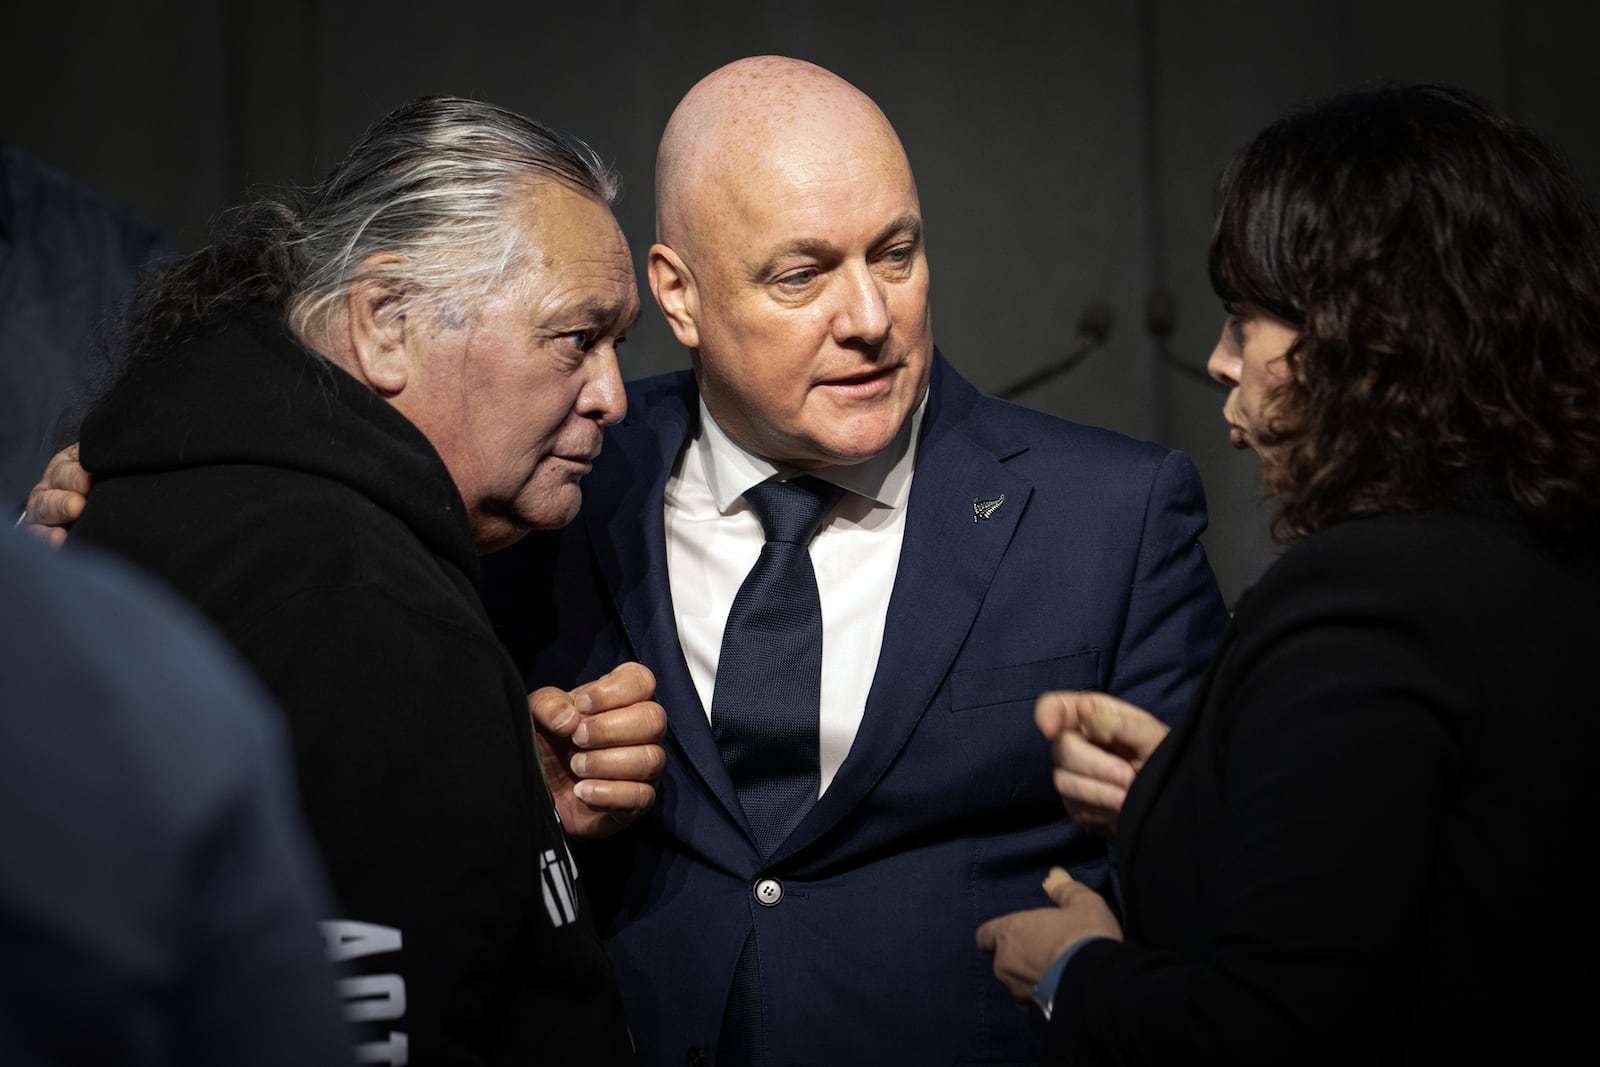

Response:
(710, 475), (844, 855)
(712, 475), (842, 1066)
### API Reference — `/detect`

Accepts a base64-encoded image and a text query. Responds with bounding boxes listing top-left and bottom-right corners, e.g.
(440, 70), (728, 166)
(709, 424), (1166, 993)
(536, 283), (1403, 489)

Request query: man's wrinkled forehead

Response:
(703, 111), (917, 209)
(657, 58), (919, 253)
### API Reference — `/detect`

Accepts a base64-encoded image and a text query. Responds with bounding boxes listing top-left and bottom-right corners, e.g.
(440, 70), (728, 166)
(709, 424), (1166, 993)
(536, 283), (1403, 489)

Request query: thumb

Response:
(1079, 693), (1169, 766)
(1035, 689), (1096, 740)
(528, 686), (580, 736)
(1042, 867), (1075, 907)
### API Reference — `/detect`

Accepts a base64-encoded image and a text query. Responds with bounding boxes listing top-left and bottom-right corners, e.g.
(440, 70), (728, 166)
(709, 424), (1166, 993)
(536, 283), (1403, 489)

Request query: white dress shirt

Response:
(664, 396), (925, 795)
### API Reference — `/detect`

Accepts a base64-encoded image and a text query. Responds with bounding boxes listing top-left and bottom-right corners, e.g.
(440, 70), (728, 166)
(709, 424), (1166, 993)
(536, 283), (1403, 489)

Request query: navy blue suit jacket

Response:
(484, 354), (1227, 1065)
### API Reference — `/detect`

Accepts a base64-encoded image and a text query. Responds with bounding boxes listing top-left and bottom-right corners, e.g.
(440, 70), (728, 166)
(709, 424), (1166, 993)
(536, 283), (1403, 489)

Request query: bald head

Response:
(656, 56), (917, 253)
(645, 56), (934, 470)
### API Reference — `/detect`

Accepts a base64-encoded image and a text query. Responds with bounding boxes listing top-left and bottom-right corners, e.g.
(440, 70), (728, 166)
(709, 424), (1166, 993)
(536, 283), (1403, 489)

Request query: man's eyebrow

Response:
(563, 297), (641, 330)
(746, 213), (924, 281)
(876, 212), (923, 247)
(749, 239), (835, 282)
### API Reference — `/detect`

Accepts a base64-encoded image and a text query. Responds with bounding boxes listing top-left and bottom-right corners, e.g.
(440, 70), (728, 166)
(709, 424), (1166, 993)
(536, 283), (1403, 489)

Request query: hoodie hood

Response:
(80, 304), (480, 585)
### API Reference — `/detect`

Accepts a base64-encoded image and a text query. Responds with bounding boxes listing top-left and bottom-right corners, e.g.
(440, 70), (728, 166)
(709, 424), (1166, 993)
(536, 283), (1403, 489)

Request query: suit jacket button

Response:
(754, 877), (783, 906)
(687, 1049), (707, 1067)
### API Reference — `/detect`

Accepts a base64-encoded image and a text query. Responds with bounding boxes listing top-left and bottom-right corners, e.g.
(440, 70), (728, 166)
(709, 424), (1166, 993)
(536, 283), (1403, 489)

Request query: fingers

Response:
(1034, 689), (1087, 740)
(572, 699), (667, 752)
(1079, 693), (1170, 767)
(977, 871), (1126, 1011)
(974, 914), (1001, 954)
(1037, 690), (1170, 767)
(572, 660), (656, 714)
(571, 777), (658, 813)
(1053, 729), (1137, 790)
(528, 661), (664, 740)
(561, 695), (668, 806)
(564, 735), (664, 834)
(23, 487), (86, 528)
(974, 907), (1073, 1003)
(45, 443), (90, 493)
(567, 702), (668, 816)
(1044, 868), (1103, 911)
(569, 731), (667, 786)
(527, 686), (668, 780)
(1036, 690), (1125, 744)
(1037, 693), (1130, 833)
(1055, 782), (1125, 836)
(528, 667), (666, 788)
(534, 665), (667, 839)
(21, 444), (91, 543)
(22, 519), (71, 548)
(1046, 727), (1132, 834)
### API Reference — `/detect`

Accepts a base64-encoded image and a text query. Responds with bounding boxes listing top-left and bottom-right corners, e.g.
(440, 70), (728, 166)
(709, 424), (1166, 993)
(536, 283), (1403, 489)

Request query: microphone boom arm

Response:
(996, 300), (1114, 401)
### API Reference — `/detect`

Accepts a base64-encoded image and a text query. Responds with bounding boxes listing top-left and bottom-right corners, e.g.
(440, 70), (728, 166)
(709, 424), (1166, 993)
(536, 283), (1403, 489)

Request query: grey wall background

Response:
(6, 0), (1596, 604)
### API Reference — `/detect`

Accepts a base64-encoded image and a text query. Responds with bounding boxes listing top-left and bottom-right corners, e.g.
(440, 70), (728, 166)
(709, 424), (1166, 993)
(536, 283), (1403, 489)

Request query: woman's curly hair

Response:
(1209, 83), (1600, 545)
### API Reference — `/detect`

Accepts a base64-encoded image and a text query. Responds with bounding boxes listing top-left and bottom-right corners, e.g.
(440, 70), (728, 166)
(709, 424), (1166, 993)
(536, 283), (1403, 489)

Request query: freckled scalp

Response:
(655, 56), (917, 258)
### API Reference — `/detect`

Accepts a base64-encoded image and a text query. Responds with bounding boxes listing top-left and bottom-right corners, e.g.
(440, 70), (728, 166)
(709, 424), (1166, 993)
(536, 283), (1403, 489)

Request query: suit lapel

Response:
(779, 360), (1033, 857)
(582, 380), (753, 836)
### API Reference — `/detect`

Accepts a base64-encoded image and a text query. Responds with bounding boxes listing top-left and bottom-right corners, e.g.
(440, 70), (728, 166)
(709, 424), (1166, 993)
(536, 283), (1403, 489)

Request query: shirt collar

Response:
(696, 390), (926, 513)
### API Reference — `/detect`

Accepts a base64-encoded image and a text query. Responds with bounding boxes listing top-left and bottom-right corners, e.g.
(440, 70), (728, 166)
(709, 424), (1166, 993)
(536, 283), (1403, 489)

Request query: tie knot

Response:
(743, 477), (843, 545)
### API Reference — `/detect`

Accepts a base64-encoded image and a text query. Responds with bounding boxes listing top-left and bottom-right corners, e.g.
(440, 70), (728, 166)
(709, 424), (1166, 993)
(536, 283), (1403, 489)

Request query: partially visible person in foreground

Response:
(34, 97), (666, 1064)
(1, 529), (353, 1067)
(0, 140), (174, 514)
(978, 83), (1600, 1065)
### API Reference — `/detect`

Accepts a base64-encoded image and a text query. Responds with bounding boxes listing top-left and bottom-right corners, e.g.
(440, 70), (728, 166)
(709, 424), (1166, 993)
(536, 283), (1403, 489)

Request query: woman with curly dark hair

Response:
(980, 84), (1600, 1065)
(1208, 83), (1600, 543)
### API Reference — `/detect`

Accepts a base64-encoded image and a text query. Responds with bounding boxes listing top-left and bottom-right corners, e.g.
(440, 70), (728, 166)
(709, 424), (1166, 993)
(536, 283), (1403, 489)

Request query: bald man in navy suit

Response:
(484, 56), (1228, 1066)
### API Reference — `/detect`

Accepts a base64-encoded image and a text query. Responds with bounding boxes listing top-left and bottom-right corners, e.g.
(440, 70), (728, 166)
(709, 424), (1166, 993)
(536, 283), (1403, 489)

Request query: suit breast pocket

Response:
(948, 649), (1103, 713)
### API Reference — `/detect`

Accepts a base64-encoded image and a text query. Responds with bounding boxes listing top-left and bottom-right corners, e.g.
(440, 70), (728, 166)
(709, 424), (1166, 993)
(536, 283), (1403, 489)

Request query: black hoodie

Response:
(75, 306), (635, 1065)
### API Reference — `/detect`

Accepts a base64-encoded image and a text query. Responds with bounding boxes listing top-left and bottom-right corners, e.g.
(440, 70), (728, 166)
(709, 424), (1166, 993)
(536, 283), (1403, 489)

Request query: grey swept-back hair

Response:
(116, 95), (619, 362)
(284, 95), (620, 345)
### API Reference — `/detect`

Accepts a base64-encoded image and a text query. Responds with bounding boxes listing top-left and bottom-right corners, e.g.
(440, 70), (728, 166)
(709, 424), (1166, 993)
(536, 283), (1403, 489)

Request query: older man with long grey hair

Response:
(56, 96), (663, 1064)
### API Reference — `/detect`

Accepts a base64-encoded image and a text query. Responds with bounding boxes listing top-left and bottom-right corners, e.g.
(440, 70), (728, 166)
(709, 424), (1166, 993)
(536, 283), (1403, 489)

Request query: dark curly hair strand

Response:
(1209, 83), (1600, 545)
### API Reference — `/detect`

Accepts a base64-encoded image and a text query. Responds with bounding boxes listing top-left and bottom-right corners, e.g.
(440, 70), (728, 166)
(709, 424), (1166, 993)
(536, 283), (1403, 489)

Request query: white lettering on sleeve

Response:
(321, 921), (408, 1063)
(540, 849), (578, 926)
(321, 920), (403, 963)
(354, 1030), (409, 1066)
(338, 974), (407, 1022)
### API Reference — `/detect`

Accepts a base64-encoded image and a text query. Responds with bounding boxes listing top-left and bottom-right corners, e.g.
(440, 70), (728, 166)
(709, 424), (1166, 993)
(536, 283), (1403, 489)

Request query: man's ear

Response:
(648, 243), (701, 350)
(346, 254), (411, 396)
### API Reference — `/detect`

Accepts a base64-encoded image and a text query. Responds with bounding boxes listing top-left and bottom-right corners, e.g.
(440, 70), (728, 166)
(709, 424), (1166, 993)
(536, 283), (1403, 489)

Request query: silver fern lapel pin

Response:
(972, 494), (1005, 523)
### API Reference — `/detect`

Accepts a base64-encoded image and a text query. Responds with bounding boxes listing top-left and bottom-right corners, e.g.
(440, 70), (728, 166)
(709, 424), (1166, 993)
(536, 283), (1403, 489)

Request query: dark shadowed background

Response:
(7, 0), (1595, 604)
